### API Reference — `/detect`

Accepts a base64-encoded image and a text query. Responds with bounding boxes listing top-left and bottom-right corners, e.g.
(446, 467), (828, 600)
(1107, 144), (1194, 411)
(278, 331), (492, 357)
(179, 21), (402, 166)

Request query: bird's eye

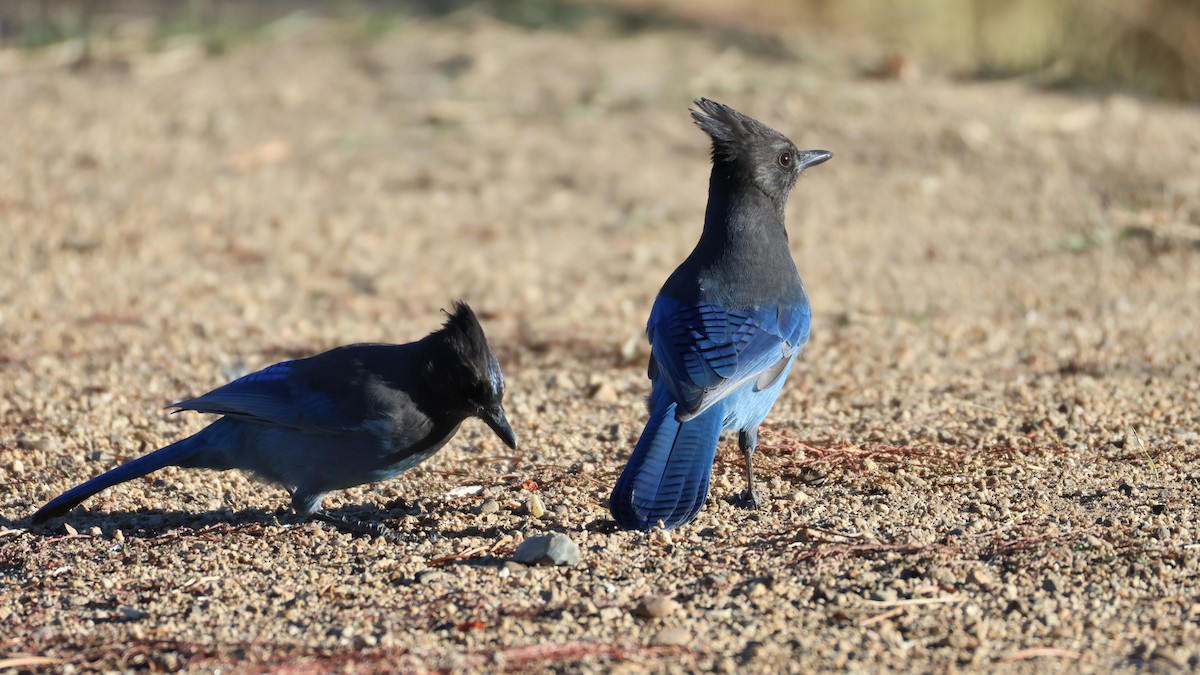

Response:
(778, 152), (791, 167)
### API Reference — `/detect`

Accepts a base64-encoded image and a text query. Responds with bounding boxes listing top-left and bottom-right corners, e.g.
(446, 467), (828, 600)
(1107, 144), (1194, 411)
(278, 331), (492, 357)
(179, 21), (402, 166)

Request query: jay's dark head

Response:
(691, 98), (831, 205)
(428, 301), (517, 449)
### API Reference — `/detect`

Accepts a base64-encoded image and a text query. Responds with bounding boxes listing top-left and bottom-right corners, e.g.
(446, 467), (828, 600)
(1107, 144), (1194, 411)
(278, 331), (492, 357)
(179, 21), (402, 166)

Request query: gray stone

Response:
(511, 533), (581, 567)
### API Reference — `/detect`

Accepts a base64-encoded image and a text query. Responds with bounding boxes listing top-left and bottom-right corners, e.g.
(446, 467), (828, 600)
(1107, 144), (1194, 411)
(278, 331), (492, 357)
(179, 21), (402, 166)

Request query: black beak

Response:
(797, 149), (833, 171)
(478, 403), (518, 450)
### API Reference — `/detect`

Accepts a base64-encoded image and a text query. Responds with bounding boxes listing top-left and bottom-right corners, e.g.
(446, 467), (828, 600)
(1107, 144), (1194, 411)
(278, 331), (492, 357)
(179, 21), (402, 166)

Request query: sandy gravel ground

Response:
(3, 12), (1200, 673)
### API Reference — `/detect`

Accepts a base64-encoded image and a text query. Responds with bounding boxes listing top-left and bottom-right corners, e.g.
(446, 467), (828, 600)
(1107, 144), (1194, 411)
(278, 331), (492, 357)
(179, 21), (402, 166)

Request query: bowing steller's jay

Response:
(31, 302), (517, 531)
(610, 98), (831, 531)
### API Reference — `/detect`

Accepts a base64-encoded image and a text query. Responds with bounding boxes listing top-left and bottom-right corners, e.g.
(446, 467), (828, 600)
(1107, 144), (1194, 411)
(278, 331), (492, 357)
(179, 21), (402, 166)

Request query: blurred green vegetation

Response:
(801, 0), (1200, 100)
(1, 0), (1197, 100)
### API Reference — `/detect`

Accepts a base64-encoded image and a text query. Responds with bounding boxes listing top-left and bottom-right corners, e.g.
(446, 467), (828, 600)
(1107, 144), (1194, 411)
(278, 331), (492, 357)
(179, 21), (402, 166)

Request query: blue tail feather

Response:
(31, 434), (207, 524)
(609, 399), (724, 530)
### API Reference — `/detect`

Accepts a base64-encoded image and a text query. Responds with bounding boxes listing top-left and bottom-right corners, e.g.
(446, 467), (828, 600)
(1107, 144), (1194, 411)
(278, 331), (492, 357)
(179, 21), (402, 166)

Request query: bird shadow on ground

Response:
(5, 503), (436, 541)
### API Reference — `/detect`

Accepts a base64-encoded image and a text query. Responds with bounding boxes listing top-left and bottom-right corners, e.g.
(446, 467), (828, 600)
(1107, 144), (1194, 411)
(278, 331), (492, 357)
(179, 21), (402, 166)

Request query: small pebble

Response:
(651, 626), (691, 646)
(967, 567), (994, 587)
(870, 588), (899, 603)
(16, 434), (59, 452)
(589, 382), (618, 402)
(547, 374), (575, 390)
(928, 566), (957, 586)
(527, 494), (546, 519)
(634, 595), (680, 619)
(414, 569), (446, 585)
(447, 485), (484, 497)
(478, 499), (499, 515)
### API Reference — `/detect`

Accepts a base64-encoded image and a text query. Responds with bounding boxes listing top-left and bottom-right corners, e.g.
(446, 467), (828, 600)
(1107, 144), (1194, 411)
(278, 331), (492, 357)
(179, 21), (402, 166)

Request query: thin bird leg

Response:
(311, 511), (401, 543)
(738, 428), (764, 508)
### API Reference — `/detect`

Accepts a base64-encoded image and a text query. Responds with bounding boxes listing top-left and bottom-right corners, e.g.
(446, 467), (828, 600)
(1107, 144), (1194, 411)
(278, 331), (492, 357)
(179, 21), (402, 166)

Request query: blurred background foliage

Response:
(1, 0), (1198, 101)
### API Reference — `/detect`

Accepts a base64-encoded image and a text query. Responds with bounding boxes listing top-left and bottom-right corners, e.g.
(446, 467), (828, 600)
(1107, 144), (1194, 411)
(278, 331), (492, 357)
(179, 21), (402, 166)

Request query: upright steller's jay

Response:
(31, 302), (517, 531)
(610, 98), (831, 531)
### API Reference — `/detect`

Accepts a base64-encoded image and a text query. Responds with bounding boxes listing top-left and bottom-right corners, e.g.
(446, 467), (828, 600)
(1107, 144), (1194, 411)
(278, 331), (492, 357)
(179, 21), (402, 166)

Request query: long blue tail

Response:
(31, 433), (208, 524)
(609, 398), (724, 530)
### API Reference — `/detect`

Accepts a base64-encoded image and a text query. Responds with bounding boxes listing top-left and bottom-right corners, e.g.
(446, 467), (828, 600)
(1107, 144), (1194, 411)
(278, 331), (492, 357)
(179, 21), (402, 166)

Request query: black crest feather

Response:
(690, 97), (790, 163)
(440, 301), (492, 365)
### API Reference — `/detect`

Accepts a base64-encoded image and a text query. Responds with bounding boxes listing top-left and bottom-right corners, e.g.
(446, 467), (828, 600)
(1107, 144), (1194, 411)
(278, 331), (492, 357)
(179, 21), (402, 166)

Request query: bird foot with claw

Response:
(739, 489), (765, 509)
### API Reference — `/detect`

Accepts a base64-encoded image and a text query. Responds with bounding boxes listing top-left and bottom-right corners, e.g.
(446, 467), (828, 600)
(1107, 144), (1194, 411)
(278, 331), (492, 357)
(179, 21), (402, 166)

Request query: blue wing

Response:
(647, 295), (810, 421)
(171, 360), (350, 433)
